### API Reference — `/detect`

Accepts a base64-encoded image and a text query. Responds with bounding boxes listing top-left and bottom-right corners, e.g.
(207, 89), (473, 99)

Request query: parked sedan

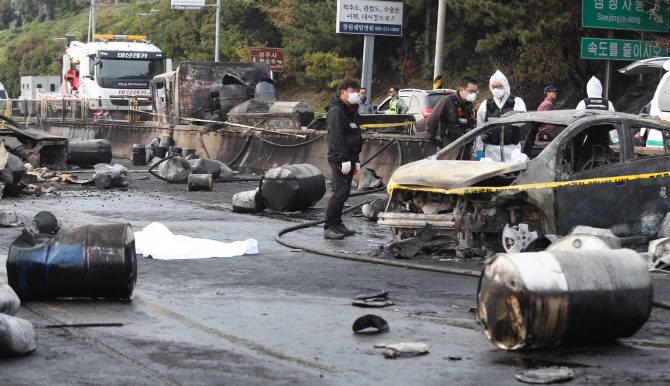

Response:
(376, 88), (456, 134)
(379, 109), (670, 256)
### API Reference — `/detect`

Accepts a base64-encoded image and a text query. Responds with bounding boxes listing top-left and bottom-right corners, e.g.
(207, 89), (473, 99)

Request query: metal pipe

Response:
(91, 0), (96, 38)
(604, 29), (613, 99)
(432, 0), (446, 89)
(361, 35), (374, 95)
(215, 0), (221, 62)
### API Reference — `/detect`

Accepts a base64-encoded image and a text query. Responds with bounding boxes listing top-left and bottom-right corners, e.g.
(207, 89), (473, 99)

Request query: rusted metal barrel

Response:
(6, 224), (137, 300)
(477, 250), (652, 350)
(67, 139), (112, 165)
(159, 136), (174, 149)
(154, 147), (167, 159)
(255, 80), (278, 106)
(132, 144), (146, 166)
(187, 174), (213, 191)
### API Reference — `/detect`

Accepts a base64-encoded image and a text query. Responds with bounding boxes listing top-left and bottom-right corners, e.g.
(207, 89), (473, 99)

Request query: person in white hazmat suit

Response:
(575, 76), (619, 144)
(475, 70), (527, 162)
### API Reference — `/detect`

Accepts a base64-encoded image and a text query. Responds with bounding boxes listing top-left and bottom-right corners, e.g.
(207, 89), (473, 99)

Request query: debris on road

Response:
(361, 199), (387, 221)
(0, 284), (21, 316)
(259, 164), (325, 212)
(187, 174), (214, 191)
(232, 189), (265, 212)
(30, 212), (61, 234)
(478, 250), (652, 350)
(134, 222), (258, 260)
(515, 367), (574, 384)
(7, 224), (137, 300)
(0, 211), (22, 227)
(93, 164), (130, 188)
(352, 314), (389, 333)
(353, 290), (394, 307)
(382, 342), (430, 359)
(158, 156), (192, 182)
(0, 314), (38, 356)
(189, 159), (222, 179)
(357, 168), (384, 191)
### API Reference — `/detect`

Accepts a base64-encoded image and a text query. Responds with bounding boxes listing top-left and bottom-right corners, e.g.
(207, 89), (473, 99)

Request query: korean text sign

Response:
(249, 47), (284, 72)
(581, 38), (667, 61)
(582, 0), (668, 32)
(336, 0), (403, 36)
(171, 0), (205, 11)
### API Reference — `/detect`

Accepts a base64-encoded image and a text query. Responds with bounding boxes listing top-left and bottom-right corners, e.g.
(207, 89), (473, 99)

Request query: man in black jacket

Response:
(426, 76), (478, 150)
(324, 76), (363, 239)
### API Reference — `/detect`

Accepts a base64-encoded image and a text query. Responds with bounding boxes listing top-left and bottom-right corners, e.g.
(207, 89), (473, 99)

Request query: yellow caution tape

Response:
(361, 122), (414, 128)
(387, 170), (670, 196)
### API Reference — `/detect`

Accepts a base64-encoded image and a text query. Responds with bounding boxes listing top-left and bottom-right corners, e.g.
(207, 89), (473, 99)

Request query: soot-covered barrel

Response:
(67, 139), (112, 165)
(6, 224), (137, 300)
(477, 250), (652, 350)
(259, 164), (326, 212)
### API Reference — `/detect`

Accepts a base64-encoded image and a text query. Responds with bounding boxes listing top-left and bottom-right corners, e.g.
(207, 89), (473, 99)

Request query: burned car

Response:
(379, 109), (670, 256)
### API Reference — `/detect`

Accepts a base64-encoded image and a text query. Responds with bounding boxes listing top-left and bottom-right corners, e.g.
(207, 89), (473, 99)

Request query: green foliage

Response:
(0, 34), (64, 96)
(303, 51), (358, 90)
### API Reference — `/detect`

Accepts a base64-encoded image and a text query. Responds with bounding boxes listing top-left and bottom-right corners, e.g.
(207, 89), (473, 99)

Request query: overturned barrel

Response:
(189, 159), (221, 180)
(67, 139), (112, 165)
(259, 164), (326, 212)
(268, 102), (315, 127)
(228, 98), (269, 115)
(132, 144), (146, 166)
(159, 136), (174, 149)
(219, 74), (251, 118)
(6, 224), (137, 300)
(477, 250), (652, 350)
(187, 174), (213, 191)
(255, 79), (279, 106)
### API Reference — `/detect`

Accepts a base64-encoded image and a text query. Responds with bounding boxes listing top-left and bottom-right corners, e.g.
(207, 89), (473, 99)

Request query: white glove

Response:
(341, 161), (351, 174)
(354, 163), (361, 175)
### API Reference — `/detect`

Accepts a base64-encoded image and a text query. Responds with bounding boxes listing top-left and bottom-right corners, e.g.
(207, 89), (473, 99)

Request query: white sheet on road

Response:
(134, 222), (258, 260)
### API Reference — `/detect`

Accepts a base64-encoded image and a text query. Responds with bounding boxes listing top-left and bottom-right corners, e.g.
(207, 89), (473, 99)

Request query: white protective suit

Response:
(475, 70), (527, 162)
(575, 76), (619, 144)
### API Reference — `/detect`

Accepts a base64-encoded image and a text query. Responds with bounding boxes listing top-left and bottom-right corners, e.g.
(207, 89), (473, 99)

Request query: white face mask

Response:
(464, 91), (477, 102)
(492, 88), (505, 99)
(347, 92), (362, 105)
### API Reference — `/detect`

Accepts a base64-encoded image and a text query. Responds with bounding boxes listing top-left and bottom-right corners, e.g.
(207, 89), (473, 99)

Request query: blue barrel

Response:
(6, 224), (136, 300)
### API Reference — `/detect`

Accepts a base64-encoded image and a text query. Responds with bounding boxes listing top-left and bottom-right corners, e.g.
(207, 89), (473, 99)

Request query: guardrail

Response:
(0, 97), (153, 123)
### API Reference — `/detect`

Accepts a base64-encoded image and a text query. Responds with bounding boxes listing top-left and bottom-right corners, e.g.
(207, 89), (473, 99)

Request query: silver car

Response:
(376, 88), (456, 134)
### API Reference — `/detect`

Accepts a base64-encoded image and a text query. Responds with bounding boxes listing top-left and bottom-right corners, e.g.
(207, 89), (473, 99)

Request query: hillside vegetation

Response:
(0, 0), (667, 111)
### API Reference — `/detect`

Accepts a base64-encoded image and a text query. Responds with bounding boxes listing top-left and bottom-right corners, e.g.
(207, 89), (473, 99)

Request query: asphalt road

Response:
(1, 160), (670, 385)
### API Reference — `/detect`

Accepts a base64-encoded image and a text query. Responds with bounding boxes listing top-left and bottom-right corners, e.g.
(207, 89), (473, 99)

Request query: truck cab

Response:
(62, 34), (171, 120)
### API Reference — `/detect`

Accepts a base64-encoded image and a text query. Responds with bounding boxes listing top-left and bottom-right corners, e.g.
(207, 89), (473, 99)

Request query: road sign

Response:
(581, 38), (667, 61)
(336, 0), (403, 36)
(249, 47), (284, 72)
(171, 0), (205, 10)
(582, 0), (669, 32)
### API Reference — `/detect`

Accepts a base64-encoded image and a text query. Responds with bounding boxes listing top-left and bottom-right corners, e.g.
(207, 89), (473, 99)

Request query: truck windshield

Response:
(97, 58), (164, 79)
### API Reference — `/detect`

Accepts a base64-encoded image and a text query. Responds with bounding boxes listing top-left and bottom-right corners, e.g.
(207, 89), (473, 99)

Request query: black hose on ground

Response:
(275, 199), (481, 278)
(227, 135), (253, 167)
(653, 300), (670, 310)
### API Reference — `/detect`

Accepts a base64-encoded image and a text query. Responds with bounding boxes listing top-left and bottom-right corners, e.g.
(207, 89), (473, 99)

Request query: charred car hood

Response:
(388, 159), (528, 191)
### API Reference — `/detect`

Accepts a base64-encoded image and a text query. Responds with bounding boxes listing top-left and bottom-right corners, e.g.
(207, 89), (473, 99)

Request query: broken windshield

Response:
(97, 58), (164, 79)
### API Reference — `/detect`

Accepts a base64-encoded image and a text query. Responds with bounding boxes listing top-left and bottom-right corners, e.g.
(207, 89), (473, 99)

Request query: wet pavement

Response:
(1, 159), (670, 385)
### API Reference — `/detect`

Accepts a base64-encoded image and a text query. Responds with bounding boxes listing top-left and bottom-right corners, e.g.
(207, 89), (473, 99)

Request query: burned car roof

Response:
(482, 109), (658, 126)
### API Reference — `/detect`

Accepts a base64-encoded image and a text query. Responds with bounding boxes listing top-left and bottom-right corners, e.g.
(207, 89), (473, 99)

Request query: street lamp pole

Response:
(215, 0), (221, 62)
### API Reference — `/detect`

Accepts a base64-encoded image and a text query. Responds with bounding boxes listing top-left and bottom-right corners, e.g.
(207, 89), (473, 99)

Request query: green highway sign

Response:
(581, 38), (667, 61)
(582, 0), (669, 32)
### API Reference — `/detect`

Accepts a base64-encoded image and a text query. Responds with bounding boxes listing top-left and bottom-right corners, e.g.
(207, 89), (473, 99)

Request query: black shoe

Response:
(324, 228), (345, 239)
(337, 224), (356, 236)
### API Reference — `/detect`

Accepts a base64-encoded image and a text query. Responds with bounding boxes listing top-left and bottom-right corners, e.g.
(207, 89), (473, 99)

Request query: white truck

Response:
(55, 34), (171, 120)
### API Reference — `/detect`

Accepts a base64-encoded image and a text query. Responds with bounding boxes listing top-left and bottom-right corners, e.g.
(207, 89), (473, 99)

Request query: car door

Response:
(554, 120), (632, 234)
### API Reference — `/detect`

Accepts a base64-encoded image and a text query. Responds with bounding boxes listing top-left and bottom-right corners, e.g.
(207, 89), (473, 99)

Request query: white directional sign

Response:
(336, 0), (403, 36)
(171, 0), (205, 10)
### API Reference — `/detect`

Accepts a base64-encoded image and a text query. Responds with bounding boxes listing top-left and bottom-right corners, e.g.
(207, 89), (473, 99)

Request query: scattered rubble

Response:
(515, 367), (574, 384)
(352, 314), (389, 333)
(93, 163), (130, 188)
(0, 211), (22, 227)
(381, 342), (430, 359)
(353, 290), (394, 308)
(357, 168), (384, 191)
